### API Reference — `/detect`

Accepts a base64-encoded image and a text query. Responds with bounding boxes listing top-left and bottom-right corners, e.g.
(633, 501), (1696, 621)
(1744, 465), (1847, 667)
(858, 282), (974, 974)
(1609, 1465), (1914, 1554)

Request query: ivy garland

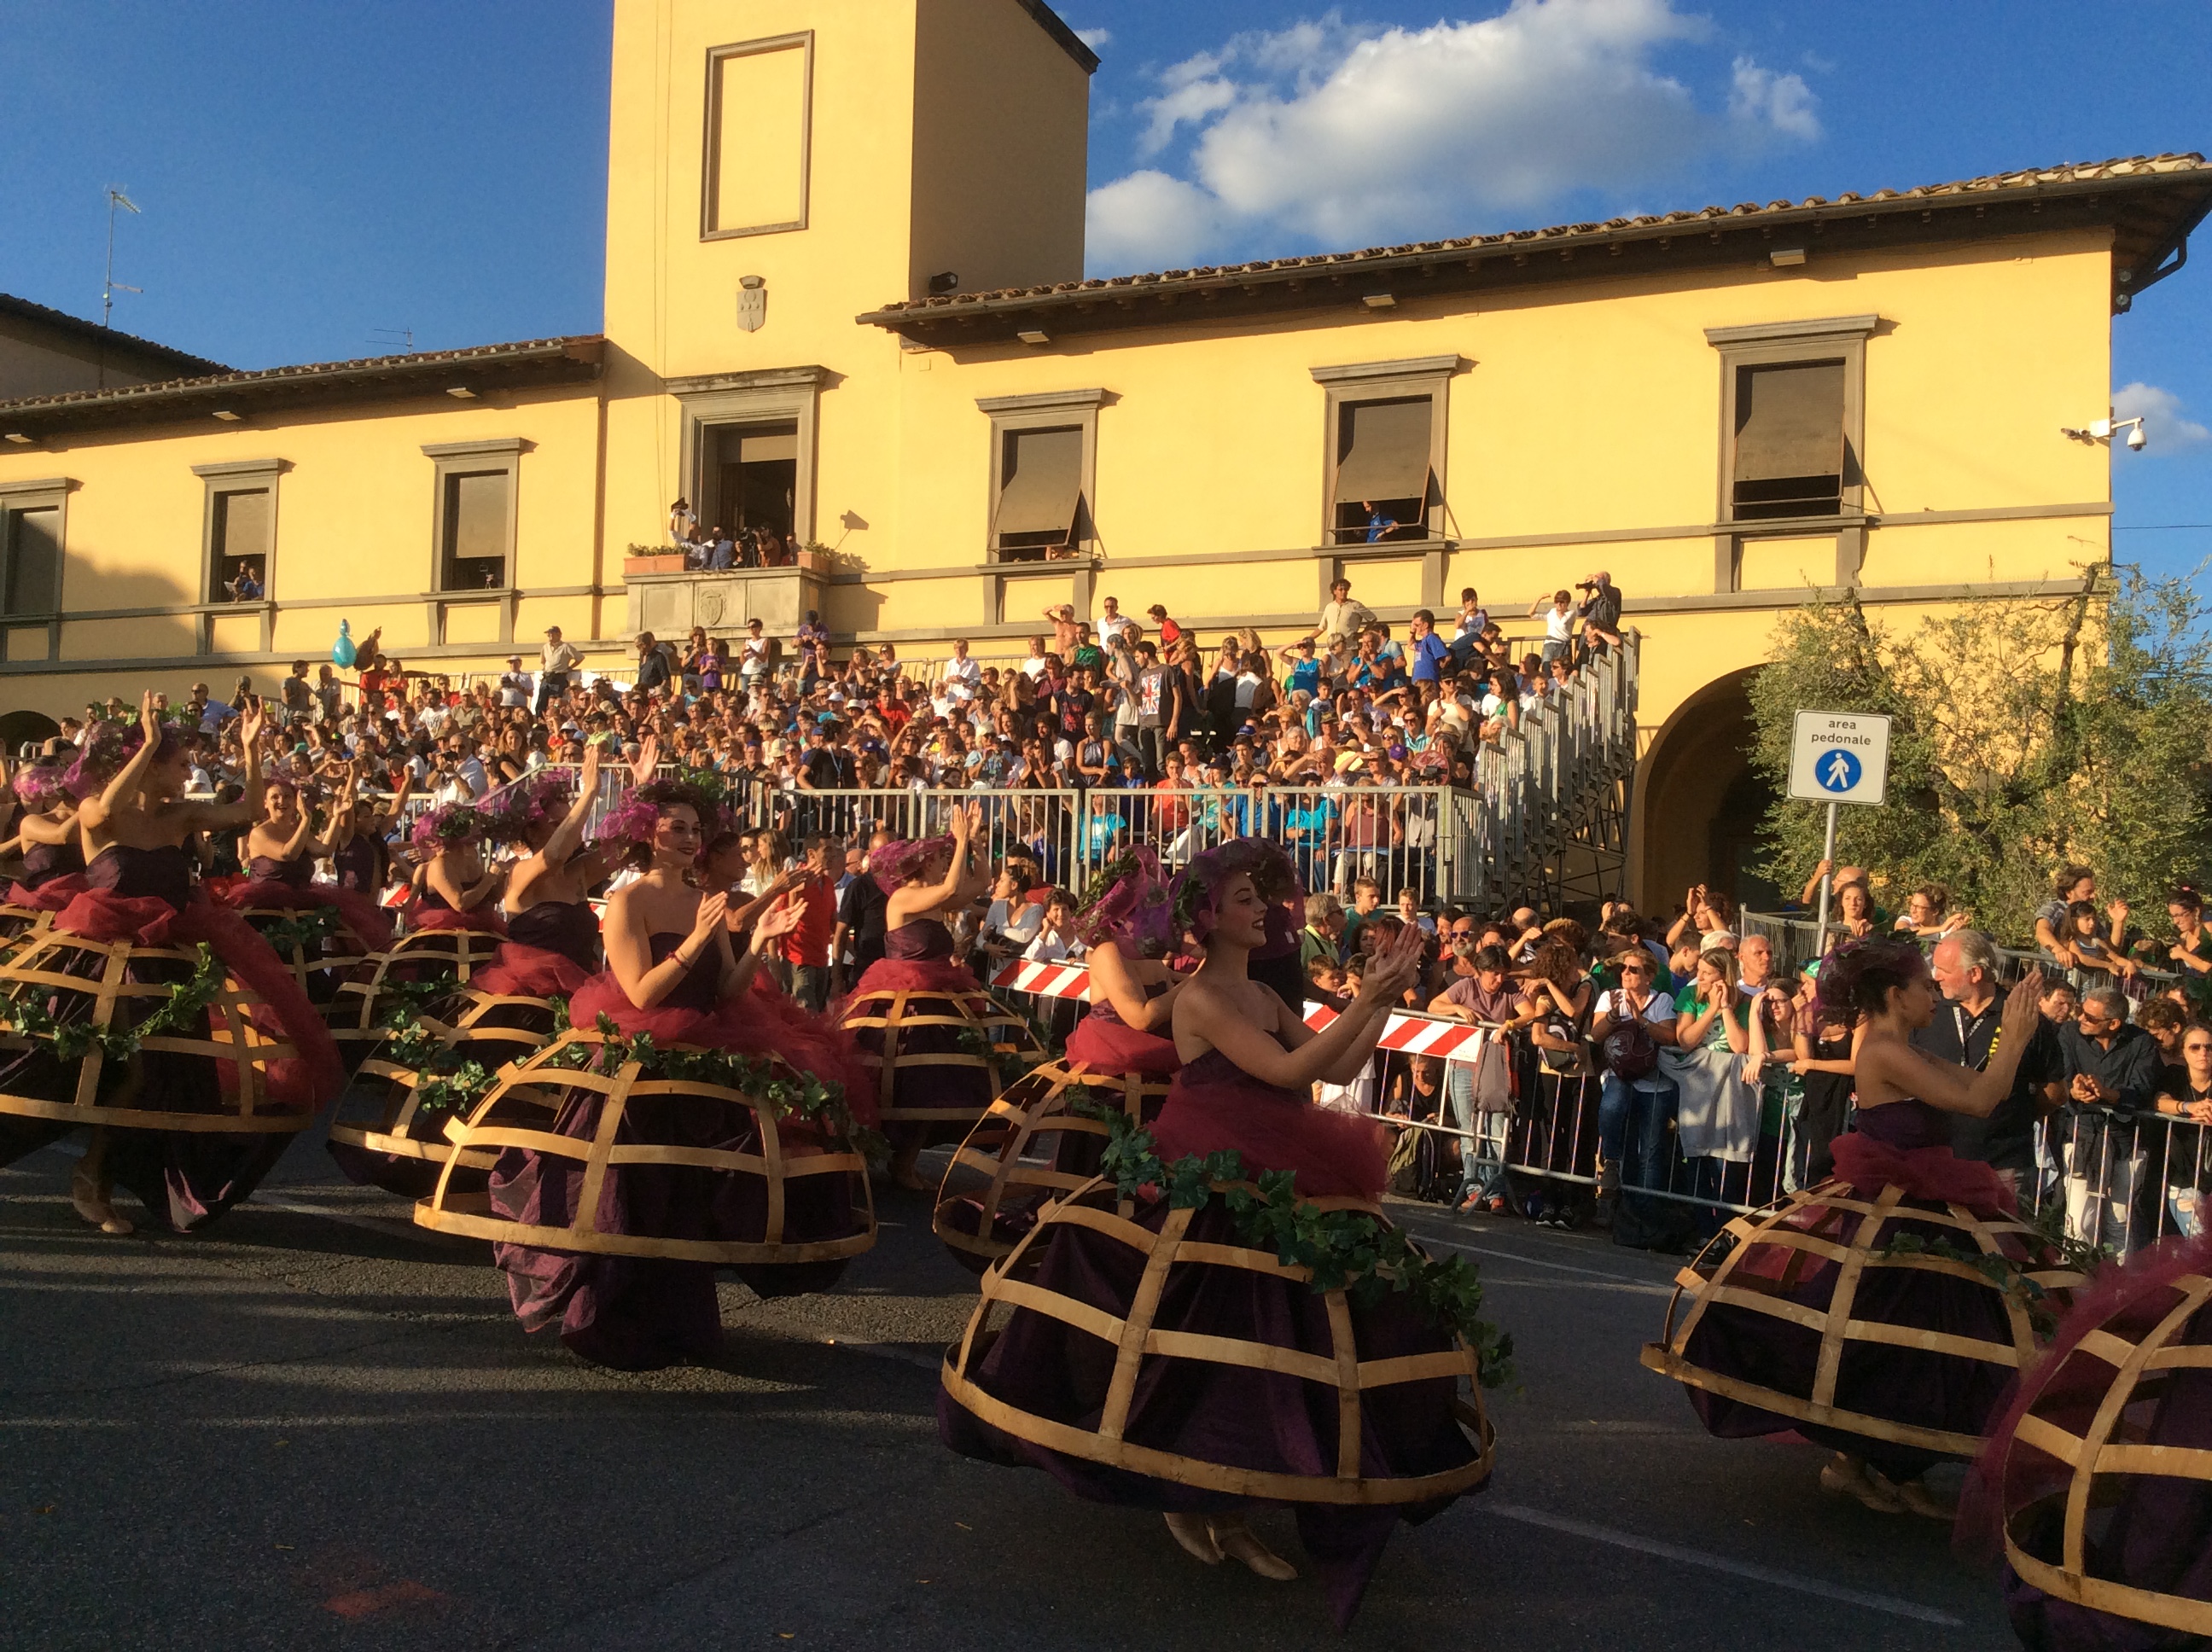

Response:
(535, 1013), (886, 1158)
(1881, 1222), (2075, 1340)
(1081, 1104), (1514, 1385)
(251, 905), (343, 962)
(0, 943), (229, 1066)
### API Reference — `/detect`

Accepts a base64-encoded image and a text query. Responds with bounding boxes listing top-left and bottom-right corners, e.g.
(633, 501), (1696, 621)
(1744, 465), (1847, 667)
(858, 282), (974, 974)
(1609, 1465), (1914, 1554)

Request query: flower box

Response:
(623, 554), (687, 575)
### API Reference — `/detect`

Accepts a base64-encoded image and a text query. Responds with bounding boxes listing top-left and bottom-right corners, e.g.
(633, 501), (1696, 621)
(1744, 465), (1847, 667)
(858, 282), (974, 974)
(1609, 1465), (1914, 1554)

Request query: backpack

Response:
(1602, 1008), (1660, 1082)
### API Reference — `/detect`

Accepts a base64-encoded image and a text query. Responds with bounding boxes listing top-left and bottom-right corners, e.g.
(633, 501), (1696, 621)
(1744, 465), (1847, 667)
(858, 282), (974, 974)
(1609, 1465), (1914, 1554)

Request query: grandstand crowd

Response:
(9, 571), (2208, 1255)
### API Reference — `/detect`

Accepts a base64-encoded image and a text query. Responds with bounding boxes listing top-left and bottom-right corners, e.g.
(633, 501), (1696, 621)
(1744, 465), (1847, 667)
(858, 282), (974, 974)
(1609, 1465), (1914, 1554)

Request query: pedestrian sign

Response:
(1788, 711), (1890, 807)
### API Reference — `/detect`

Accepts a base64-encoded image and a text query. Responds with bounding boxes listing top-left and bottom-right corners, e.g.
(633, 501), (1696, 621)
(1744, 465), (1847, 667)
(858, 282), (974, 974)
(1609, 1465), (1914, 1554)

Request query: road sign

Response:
(1788, 710), (1891, 807)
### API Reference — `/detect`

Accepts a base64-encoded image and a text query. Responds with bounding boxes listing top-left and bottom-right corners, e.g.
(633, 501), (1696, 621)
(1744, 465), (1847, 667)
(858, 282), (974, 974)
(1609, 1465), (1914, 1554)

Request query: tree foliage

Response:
(1747, 564), (2212, 943)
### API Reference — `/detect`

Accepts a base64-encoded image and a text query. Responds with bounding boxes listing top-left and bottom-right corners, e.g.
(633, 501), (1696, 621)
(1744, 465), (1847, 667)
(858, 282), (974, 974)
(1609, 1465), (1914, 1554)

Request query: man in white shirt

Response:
(940, 638), (981, 691)
(498, 656), (533, 708)
(1096, 595), (1135, 647)
(1308, 578), (1377, 649)
(538, 627), (583, 713)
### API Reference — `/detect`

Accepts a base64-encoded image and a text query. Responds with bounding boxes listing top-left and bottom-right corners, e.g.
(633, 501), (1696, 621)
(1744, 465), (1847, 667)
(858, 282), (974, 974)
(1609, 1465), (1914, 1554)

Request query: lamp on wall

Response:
(2061, 415), (2147, 451)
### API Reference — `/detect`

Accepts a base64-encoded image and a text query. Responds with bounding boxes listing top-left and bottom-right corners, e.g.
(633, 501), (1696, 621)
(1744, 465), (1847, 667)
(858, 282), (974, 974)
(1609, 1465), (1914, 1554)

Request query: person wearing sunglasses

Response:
(2153, 1023), (2212, 1238)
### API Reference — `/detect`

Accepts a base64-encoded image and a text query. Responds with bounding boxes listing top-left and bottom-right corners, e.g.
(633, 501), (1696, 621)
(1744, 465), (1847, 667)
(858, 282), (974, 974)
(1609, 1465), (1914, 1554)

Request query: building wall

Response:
(0, 314), (193, 400)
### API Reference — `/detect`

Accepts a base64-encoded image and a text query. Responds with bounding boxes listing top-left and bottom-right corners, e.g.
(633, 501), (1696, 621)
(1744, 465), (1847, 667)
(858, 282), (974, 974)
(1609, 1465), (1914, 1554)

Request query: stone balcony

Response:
(621, 552), (830, 639)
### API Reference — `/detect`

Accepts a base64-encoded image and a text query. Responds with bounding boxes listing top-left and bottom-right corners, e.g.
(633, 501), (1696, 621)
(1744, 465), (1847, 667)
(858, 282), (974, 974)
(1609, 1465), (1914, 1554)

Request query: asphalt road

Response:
(2, 1111), (2023, 1652)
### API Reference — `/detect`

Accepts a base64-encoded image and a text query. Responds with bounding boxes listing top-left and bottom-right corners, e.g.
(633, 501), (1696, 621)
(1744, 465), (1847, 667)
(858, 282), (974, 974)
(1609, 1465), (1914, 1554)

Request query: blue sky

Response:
(6, 0), (2207, 576)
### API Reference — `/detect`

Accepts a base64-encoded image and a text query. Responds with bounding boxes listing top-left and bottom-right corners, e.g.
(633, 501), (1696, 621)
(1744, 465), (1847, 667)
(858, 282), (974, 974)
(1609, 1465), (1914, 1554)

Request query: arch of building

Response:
(0, 710), (60, 754)
(1629, 666), (1782, 920)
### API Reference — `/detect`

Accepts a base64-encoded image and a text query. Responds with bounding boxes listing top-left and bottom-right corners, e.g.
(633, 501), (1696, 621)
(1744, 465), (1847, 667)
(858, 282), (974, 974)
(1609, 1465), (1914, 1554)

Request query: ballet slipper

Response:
(1819, 1455), (1902, 1515)
(1210, 1516), (1297, 1580)
(1162, 1511), (1222, 1565)
(69, 1168), (133, 1236)
(1890, 1476), (1954, 1521)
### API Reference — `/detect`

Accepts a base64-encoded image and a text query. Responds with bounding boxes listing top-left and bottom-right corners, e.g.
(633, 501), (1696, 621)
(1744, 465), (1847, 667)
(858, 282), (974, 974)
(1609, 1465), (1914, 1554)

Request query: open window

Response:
(1707, 316), (1872, 526)
(422, 439), (523, 592)
(977, 388), (1103, 564)
(991, 425), (1086, 561)
(192, 457), (285, 602)
(1309, 355), (1461, 548)
(706, 421), (798, 550)
(1730, 360), (1845, 520)
(2, 504), (60, 617)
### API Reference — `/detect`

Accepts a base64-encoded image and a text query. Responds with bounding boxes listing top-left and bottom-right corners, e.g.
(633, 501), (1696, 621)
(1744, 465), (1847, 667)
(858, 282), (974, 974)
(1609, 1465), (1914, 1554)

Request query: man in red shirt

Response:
(783, 835), (846, 1011)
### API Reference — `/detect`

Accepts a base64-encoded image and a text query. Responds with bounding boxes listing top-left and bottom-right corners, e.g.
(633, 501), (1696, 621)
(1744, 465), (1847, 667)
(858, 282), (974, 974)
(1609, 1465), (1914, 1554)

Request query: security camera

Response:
(2127, 423), (2147, 451)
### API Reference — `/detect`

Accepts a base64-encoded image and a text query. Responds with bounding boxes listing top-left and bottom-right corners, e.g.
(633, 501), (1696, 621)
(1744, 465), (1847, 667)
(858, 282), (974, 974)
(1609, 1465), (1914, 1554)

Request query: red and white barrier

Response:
(990, 958), (1494, 1062)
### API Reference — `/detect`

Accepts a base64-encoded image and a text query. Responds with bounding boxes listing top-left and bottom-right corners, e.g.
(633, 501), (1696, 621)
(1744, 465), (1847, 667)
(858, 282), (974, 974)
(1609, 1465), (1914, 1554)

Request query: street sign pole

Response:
(1812, 799), (1839, 959)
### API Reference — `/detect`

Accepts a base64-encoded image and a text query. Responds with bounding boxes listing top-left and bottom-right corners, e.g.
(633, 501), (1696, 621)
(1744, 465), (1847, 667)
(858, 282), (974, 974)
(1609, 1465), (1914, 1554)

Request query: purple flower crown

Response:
(410, 803), (486, 853)
(1169, 838), (1301, 956)
(1077, 845), (1175, 957)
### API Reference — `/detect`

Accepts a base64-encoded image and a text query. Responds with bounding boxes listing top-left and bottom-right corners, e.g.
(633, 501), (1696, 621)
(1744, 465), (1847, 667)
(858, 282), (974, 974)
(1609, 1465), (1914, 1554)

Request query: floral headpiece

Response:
(869, 834), (953, 889)
(486, 769), (574, 844)
(1170, 838), (1301, 958)
(61, 719), (183, 801)
(410, 802), (486, 854)
(589, 779), (726, 856)
(1077, 845), (1175, 957)
(12, 763), (69, 810)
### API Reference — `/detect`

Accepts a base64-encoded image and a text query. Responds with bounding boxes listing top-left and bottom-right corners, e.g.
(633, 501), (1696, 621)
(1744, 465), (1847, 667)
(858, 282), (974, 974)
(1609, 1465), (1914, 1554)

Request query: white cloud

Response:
(2113, 381), (2212, 452)
(1074, 26), (1111, 50)
(1086, 0), (1824, 274)
(1086, 170), (1225, 271)
(1729, 55), (1820, 141)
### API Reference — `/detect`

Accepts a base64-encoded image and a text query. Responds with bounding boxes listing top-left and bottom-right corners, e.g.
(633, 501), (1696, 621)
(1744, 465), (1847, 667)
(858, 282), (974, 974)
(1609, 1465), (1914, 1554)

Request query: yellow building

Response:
(1, 0), (2205, 905)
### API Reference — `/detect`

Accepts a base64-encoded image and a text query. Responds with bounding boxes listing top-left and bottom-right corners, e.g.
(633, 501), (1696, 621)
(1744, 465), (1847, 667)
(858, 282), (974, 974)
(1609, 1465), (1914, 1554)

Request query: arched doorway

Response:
(1629, 667), (1779, 916)
(0, 709), (61, 756)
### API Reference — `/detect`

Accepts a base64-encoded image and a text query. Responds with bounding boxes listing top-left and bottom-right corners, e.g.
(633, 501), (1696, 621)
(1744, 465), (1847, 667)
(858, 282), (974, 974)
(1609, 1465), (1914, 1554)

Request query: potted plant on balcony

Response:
(795, 541), (832, 574)
(622, 544), (688, 575)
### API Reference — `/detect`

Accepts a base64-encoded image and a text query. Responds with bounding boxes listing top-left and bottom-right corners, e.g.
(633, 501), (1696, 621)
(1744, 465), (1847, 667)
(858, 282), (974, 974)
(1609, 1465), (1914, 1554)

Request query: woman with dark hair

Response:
(940, 839), (1497, 1625)
(476, 750), (610, 994)
(1644, 936), (2077, 1519)
(408, 804), (506, 937)
(329, 765), (410, 900)
(0, 695), (344, 1232)
(475, 778), (869, 1368)
(212, 767), (396, 976)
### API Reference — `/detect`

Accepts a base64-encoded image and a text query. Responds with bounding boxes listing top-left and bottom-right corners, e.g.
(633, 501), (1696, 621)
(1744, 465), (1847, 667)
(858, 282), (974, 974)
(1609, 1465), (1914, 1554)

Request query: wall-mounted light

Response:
(928, 270), (960, 294)
(1769, 247), (1807, 268)
(445, 386), (478, 400)
(212, 410), (242, 422)
(1016, 329), (1050, 346)
(1361, 293), (1397, 310)
(2061, 415), (2147, 451)
(2, 433), (32, 445)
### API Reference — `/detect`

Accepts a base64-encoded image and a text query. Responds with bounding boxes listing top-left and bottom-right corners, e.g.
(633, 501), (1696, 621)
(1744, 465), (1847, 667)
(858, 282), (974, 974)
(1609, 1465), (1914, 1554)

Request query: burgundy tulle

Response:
(51, 888), (346, 1111)
(1959, 1233), (2212, 1561)
(212, 876), (395, 952)
(846, 954), (981, 1001)
(1064, 1013), (1180, 1077)
(470, 943), (593, 1001)
(409, 902), (508, 938)
(1151, 1064), (1387, 1201)
(1831, 1132), (2015, 1214)
(565, 969), (868, 1118)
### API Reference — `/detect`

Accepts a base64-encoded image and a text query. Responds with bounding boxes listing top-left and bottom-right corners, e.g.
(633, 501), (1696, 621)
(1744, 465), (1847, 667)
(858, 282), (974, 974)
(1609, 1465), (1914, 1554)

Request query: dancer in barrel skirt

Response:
(0, 694), (345, 1232)
(1963, 1230), (2212, 1649)
(407, 803), (506, 939)
(933, 847), (1187, 1265)
(1644, 937), (2077, 1518)
(484, 779), (871, 1369)
(940, 840), (1497, 1626)
(845, 801), (1033, 1190)
(329, 766), (411, 903)
(0, 760), (84, 939)
(212, 766), (396, 976)
(474, 749), (610, 998)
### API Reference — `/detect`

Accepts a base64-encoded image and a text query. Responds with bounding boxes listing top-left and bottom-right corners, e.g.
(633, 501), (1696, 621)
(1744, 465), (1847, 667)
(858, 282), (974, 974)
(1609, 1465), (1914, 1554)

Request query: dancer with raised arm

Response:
(213, 769), (395, 991)
(476, 747), (610, 996)
(940, 840), (1499, 1627)
(0, 759), (83, 941)
(1644, 936), (2082, 1518)
(428, 780), (874, 1370)
(934, 846), (1187, 1268)
(0, 694), (344, 1232)
(842, 800), (1040, 1190)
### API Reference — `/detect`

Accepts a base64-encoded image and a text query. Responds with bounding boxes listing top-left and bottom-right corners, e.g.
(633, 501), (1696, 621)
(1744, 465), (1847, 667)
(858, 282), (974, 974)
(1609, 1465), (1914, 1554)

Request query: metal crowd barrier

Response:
(1740, 908), (2183, 995)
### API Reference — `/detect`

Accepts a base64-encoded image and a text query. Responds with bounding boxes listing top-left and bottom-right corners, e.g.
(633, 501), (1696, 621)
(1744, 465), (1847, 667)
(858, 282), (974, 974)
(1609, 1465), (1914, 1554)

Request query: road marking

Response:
(1409, 1230), (1672, 1288)
(1481, 1501), (1964, 1626)
(251, 1195), (432, 1240)
(1477, 1277), (1672, 1297)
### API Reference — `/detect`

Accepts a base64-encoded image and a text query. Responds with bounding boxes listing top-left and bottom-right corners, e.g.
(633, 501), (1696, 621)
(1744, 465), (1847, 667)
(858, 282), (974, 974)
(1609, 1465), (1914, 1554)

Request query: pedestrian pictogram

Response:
(1814, 749), (1861, 793)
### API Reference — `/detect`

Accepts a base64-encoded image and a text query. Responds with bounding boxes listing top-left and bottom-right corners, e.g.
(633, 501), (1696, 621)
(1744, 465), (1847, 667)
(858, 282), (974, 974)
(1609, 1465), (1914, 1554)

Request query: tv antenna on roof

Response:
(367, 328), (415, 355)
(99, 185), (142, 388)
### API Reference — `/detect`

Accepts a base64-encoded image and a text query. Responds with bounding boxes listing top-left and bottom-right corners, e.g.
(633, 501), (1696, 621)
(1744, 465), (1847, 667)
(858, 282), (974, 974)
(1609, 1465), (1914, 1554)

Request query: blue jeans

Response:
(1598, 1073), (1678, 1193)
(1447, 1062), (1511, 1202)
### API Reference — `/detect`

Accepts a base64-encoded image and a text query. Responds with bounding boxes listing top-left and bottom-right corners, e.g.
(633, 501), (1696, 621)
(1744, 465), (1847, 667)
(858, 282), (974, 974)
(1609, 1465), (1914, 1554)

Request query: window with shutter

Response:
(1732, 360), (1845, 520)
(1330, 396), (1433, 544)
(992, 425), (1084, 559)
(3, 508), (60, 617)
